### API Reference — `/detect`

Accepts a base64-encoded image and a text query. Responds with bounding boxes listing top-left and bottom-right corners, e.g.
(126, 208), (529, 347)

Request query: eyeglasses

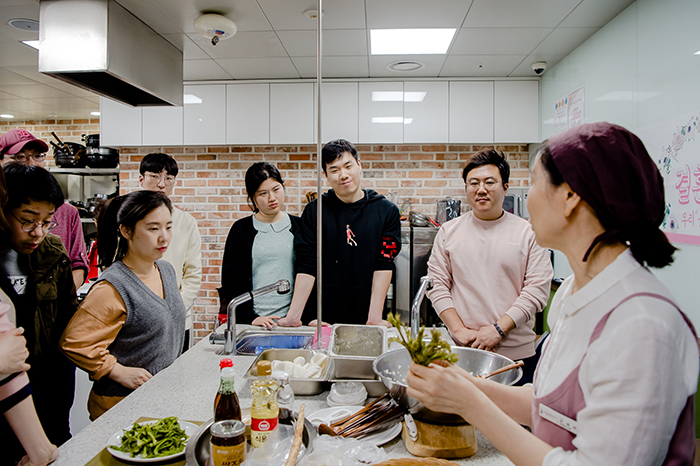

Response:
(9, 153), (46, 163)
(466, 179), (504, 190)
(145, 173), (176, 186)
(10, 211), (58, 232)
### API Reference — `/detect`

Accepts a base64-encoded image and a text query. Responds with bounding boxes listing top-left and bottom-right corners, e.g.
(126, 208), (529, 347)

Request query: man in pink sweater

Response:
(427, 149), (552, 384)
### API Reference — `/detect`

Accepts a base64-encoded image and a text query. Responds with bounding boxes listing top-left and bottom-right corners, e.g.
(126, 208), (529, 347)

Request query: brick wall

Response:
(2, 119), (532, 341)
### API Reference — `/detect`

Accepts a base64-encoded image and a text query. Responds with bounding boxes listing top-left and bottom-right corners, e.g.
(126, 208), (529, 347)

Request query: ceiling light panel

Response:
(370, 29), (456, 55)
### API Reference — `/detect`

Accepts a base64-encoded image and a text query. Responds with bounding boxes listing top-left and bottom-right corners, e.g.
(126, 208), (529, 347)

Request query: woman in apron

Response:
(407, 122), (698, 465)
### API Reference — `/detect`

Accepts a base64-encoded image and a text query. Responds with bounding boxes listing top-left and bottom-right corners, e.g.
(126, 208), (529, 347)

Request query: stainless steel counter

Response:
(53, 326), (513, 466)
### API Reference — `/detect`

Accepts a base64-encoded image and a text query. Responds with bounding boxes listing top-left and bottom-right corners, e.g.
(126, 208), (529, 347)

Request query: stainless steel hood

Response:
(38, 0), (183, 107)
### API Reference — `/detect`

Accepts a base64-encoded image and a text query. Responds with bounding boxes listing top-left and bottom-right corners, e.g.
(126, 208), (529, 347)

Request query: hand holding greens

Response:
(387, 312), (458, 366)
(109, 417), (189, 458)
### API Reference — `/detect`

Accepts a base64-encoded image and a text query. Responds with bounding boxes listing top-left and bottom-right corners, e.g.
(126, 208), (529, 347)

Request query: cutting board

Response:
(402, 419), (477, 458)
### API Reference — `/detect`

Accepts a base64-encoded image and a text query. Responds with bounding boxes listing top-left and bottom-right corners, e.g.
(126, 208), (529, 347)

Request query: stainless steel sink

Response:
(235, 328), (316, 355)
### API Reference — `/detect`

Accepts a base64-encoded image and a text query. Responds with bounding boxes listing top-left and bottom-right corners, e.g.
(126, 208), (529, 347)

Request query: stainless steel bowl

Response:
(373, 347), (522, 424)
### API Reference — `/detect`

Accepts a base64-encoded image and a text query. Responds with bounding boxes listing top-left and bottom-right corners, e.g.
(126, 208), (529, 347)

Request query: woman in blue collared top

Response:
(221, 162), (299, 328)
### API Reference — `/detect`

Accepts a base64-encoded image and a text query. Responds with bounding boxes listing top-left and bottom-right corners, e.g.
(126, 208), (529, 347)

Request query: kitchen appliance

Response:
(503, 188), (529, 218)
(436, 198), (460, 225)
(395, 226), (440, 327)
(39, 0), (183, 107)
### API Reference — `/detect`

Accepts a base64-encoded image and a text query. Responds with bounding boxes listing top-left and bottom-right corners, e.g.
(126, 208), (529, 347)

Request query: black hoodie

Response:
(295, 189), (401, 324)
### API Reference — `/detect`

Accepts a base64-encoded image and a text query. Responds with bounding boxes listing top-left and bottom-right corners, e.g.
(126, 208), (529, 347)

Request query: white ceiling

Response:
(0, 0), (635, 120)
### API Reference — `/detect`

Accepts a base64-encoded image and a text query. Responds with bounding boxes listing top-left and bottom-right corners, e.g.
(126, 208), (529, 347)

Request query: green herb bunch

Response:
(387, 312), (458, 366)
(109, 416), (189, 458)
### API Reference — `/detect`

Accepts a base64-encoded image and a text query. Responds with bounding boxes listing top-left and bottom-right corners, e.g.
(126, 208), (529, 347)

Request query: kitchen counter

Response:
(53, 326), (513, 466)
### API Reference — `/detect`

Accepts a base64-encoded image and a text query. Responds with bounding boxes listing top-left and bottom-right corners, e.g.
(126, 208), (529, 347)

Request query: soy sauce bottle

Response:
(214, 358), (241, 422)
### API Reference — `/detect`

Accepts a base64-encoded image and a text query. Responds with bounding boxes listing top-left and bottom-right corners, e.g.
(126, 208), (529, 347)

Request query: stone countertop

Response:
(53, 326), (513, 466)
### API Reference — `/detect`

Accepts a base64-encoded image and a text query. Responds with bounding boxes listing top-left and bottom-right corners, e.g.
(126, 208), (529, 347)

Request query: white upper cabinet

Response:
(184, 85), (226, 145)
(359, 82), (404, 144)
(142, 106), (183, 146)
(227, 84), (269, 145)
(320, 82), (358, 143)
(404, 82), (448, 144)
(494, 81), (539, 143)
(270, 83), (314, 144)
(449, 82), (494, 144)
(100, 97), (142, 146)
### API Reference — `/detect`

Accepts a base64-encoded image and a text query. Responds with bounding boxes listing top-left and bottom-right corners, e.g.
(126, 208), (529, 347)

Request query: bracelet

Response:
(493, 322), (506, 338)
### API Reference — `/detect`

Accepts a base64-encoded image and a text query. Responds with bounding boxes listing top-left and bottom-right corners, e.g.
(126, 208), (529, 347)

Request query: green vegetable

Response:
(109, 416), (188, 458)
(387, 312), (459, 366)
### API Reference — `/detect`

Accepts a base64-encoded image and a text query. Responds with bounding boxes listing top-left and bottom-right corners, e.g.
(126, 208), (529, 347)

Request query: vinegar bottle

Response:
(250, 360), (279, 448)
(214, 359), (241, 422)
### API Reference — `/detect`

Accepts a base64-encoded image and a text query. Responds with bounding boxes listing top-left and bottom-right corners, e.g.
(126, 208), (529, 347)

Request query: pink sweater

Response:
(427, 211), (553, 360)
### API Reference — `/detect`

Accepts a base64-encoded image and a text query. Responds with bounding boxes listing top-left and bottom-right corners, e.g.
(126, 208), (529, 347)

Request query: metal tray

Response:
(328, 324), (387, 358)
(243, 349), (329, 395)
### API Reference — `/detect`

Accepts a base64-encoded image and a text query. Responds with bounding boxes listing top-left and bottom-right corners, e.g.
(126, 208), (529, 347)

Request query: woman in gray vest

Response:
(60, 190), (186, 420)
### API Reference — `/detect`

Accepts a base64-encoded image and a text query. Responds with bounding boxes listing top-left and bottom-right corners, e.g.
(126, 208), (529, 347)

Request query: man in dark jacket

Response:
(0, 163), (78, 462)
(280, 139), (401, 327)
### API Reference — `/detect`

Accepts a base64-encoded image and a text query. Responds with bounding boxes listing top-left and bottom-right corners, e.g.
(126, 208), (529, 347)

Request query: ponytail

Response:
(96, 195), (125, 269)
(626, 227), (676, 268)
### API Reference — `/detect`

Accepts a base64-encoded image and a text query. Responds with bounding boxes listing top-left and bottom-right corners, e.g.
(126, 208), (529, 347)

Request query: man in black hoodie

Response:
(279, 139), (401, 327)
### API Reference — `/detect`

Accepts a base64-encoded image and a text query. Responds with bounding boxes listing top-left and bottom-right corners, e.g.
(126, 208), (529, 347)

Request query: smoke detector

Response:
(194, 14), (237, 46)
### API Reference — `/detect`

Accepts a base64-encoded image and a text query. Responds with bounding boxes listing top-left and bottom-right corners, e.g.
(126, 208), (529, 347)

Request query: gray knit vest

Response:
(92, 260), (185, 397)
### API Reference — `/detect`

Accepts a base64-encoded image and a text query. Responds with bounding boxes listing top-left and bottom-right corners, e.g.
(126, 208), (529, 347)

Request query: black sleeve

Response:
(375, 201), (402, 271)
(220, 218), (256, 324)
(294, 201), (318, 276)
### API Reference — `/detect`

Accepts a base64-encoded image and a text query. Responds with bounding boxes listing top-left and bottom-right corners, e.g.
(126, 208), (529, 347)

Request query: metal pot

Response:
(86, 147), (119, 168)
(53, 142), (87, 168)
(82, 133), (100, 148)
(373, 347), (522, 424)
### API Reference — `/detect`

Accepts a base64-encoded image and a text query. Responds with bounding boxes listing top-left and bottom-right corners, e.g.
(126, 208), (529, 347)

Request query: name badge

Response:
(538, 403), (578, 434)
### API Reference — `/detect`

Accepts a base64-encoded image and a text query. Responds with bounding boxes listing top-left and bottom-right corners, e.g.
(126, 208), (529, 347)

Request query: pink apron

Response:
(531, 292), (696, 464)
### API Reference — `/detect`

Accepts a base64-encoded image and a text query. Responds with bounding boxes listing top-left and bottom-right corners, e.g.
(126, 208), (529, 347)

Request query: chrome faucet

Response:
(210, 279), (291, 355)
(411, 276), (433, 340)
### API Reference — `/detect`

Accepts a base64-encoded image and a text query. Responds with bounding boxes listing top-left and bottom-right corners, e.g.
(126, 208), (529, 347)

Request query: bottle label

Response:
(250, 417), (278, 447)
(211, 443), (245, 466)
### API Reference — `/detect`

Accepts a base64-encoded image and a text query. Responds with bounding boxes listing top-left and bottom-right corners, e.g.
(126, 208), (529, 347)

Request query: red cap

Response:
(219, 358), (233, 370)
(0, 129), (49, 157)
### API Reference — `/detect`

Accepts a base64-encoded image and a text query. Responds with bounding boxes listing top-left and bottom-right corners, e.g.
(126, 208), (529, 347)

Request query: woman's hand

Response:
(407, 361), (483, 420)
(0, 327), (30, 374)
(366, 318), (392, 328)
(18, 445), (58, 466)
(470, 325), (501, 351)
(449, 327), (478, 347)
(307, 319), (330, 328)
(277, 316), (302, 327)
(252, 315), (281, 329)
(108, 364), (153, 390)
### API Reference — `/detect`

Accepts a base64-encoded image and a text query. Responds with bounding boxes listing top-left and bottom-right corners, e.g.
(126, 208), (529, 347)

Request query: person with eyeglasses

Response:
(0, 129), (89, 292)
(0, 163), (79, 463)
(138, 153), (201, 351)
(426, 149), (553, 385)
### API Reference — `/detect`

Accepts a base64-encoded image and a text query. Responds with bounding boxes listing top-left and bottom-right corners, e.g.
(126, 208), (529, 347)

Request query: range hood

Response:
(38, 0), (183, 107)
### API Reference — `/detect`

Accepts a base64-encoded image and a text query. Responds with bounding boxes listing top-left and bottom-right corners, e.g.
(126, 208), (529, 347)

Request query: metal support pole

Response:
(315, 0), (323, 350)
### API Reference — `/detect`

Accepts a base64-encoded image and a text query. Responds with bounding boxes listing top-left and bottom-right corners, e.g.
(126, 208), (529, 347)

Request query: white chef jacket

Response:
(536, 249), (698, 466)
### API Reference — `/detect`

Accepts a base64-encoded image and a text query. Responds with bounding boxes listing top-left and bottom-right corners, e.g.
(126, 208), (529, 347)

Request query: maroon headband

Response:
(548, 122), (665, 261)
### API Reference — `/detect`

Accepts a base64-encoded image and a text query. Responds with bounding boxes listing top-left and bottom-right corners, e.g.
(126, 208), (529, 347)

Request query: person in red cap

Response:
(0, 129), (49, 165)
(0, 129), (88, 291)
(406, 122), (698, 466)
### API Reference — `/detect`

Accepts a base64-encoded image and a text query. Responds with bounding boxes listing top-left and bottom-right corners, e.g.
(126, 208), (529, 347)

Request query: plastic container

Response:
(327, 382), (367, 407)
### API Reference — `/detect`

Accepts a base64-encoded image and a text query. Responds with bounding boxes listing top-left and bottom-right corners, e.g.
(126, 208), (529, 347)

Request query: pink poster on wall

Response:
(635, 110), (700, 245)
